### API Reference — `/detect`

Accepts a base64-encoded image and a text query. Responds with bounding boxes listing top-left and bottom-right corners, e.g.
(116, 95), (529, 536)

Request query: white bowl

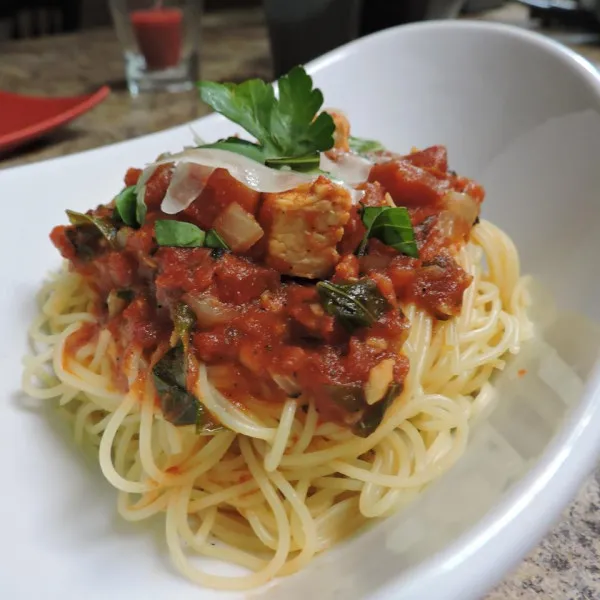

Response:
(2, 20), (600, 600)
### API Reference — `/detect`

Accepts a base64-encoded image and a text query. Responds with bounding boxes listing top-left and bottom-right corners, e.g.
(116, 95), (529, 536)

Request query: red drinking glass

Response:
(109, 0), (202, 95)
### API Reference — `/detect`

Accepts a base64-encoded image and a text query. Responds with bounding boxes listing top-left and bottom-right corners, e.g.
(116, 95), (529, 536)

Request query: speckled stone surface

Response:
(0, 9), (272, 168)
(2, 3), (600, 598)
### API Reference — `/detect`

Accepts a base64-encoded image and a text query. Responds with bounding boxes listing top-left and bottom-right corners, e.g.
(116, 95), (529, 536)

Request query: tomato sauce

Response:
(50, 145), (483, 427)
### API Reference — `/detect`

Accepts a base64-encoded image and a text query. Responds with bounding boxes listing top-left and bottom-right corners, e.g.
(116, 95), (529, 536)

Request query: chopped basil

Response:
(173, 302), (196, 345)
(114, 186), (138, 227)
(349, 136), (385, 155)
(357, 206), (419, 258)
(152, 344), (223, 434)
(265, 152), (320, 172)
(353, 383), (401, 437)
(326, 384), (365, 413)
(199, 137), (266, 164)
(205, 229), (229, 250)
(66, 210), (118, 245)
(154, 220), (231, 252)
(116, 289), (135, 302)
(316, 279), (390, 333)
(135, 185), (147, 227)
(65, 210), (118, 259)
(155, 220), (206, 247)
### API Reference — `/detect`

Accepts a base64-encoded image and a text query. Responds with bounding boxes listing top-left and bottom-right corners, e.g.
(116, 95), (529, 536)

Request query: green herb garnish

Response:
(316, 279), (390, 333)
(155, 220), (231, 252)
(353, 383), (401, 438)
(173, 302), (196, 346)
(66, 210), (118, 248)
(199, 137), (267, 164)
(135, 180), (148, 227)
(114, 186), (138, 227)
(116, 289), (135, 302)
(153, 344), (223, 434)
(326, 384), (365, 413)
(264, 153), (321, 172)
(198, 66), (335, 165)
(349, 136), (385, 155)
(205, 229), (229, 250)
(155, 220), (206, 247)
(357, 206), (418, 258)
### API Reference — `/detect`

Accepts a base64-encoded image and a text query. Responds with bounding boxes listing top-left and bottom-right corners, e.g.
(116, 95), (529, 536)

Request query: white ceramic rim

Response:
(305, 21), (600, 600)
(6, 20), (600, 600)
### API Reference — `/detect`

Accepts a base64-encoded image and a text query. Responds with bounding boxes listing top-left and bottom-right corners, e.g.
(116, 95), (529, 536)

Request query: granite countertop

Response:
(2, 2), (600, 598)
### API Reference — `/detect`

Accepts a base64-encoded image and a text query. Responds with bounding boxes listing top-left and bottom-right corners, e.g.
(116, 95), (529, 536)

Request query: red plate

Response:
(0, 85), (110, 154)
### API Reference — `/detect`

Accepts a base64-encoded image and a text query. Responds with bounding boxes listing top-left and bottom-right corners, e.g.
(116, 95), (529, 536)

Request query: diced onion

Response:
(183, 293), (238, 327)
(106, 291), (126, 318)
(213, 202), (264, 252)
(115, 227), (130, 250)
(443, 191), (479, 225)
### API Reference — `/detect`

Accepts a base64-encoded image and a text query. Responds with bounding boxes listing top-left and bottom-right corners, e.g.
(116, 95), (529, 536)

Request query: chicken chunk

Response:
(261, 176), (352, 279)
(326, 109), (351, 152)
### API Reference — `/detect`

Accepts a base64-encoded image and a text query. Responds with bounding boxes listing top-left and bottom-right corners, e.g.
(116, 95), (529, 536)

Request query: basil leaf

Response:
(173, 302), (196, 344)
(316, 279), (390, 332)
(66, 210), (118, 248)
(349, 135), (385, 155)
(199, 138), (266, 164)
(205, 229), (229, 250)
(153, 344), (223, 434)
(354, 383), (401, 438)
(155, 220), (206, 247)
(135, 187), (147, 227)
(116, 289), (135, 302)
(357, 206), (419, 258)
(265, 152), (320, 172)
(326, 384), (365, 413)
(198, 66), (335, 160)
(115, 186), (138, 227)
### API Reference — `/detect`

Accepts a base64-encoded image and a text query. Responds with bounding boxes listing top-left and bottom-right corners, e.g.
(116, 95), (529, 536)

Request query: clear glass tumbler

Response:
(109, 0), (202, 95)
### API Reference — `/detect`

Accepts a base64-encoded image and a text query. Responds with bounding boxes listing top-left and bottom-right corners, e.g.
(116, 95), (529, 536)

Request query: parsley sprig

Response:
(197, 66), (335, 171)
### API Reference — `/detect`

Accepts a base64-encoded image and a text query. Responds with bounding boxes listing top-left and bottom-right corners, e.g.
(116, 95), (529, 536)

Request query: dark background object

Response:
(463, 0), (505, 11)
(265, 0), (470, 77)
(264, 0), (362, 77)
(0, 0), (82, 38)
(516, 0), (600, 29)
(360, 0), (465, 35)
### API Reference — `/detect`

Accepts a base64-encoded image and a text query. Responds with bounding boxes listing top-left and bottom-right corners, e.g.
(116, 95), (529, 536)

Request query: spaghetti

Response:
(21, 69), (532, 590)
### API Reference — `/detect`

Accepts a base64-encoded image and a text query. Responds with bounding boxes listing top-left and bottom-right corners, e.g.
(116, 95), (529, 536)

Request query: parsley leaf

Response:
(349, 136), (385, 155)
(199, 137), (267, 164)
(198, 66), (335, 162)
(270, 66), (335, 156)
(198, 80), (275, 152)
(265, 153), (320, 172)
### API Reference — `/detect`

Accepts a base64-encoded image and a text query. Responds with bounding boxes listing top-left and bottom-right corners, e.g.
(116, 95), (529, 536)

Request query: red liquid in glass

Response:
(130, 8), (183, 71)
